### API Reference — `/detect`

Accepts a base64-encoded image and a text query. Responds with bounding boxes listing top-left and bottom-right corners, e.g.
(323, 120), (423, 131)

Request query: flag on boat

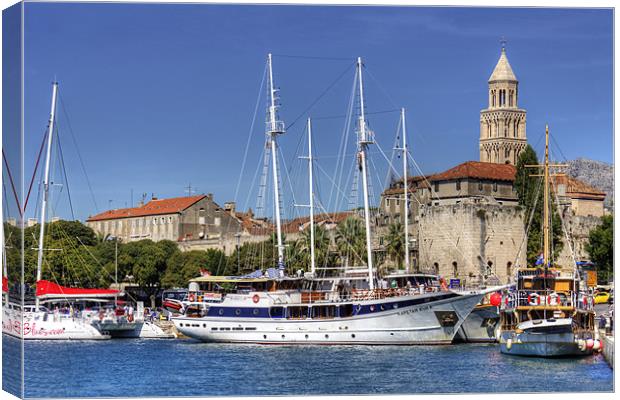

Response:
(535, 253), (544, 265)
(35, 280), (119, 300)
(2, 276), (8, 293)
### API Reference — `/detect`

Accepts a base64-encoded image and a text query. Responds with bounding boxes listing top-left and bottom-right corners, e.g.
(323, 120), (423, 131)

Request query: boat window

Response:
(269, 307), (285, 318)
(287, 306), (309, 319)
(339, 304), (353, 317)
(311, 305), (336, 319)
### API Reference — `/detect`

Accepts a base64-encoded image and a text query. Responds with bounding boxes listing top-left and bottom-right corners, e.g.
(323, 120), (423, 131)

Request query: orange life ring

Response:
(252, 294), (260, 304)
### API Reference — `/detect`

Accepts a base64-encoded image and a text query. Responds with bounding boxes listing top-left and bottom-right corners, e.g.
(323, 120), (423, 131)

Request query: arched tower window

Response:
(452, 261), (458, 277)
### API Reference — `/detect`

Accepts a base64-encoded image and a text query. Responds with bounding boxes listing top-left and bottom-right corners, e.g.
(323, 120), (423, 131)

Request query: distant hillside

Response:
(566, 158), (614, 208)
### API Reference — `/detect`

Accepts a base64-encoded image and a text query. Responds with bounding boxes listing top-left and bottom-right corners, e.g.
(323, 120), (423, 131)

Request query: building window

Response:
(452, 262), (458, 277)
(386, 199), (390, 207)
(486, 261), (493, 277)
(434, 182), (439, 192)
(478, 181), (483, 191)
(456, 180), (461, 191)
(493, 182), (498, 192)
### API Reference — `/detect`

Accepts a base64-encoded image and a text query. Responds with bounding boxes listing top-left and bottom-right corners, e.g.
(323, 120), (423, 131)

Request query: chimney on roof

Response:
(151, 193), (157, 201)
(206, 193), (213, 201)
(224, 201), (236, 215)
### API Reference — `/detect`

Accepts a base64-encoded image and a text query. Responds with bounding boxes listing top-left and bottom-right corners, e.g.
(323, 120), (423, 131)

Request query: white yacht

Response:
(1, 82), (109, 340)
(172, 55), (496, 345)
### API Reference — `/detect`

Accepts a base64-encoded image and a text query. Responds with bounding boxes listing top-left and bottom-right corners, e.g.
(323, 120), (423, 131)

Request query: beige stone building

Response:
(416, 162), (525, 284)
(86, 194), (242, 243)
(419, 198), (525, 285)
(378, 161), (523, 279)
(479, 46), (527, 165)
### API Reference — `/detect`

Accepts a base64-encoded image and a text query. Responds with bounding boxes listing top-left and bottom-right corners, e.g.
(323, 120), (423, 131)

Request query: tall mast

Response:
(36, 81), (58, 308)
(525, 124), (565, 272)
(401, 108), (410, 273)
(356, 57), (375, 290)
(307, 118), (316, 275)
(543, 124), (550, 269)
(266, 53), (285, 271)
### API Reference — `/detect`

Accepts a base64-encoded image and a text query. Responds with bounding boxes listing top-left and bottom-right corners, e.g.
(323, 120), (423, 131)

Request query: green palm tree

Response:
(335, 217), (366, 266)
(296, 224), (332, 269)
(384, 221), (405, 270)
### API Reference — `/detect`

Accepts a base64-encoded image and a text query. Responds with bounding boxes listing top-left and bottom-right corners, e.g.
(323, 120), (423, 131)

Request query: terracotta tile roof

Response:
(553, 175), (606, 200)
(232, 210), (274, 235)
(431, 161), (516, 182)
(282, 212), (355, 234)
(382, 175), (433, 196)
(87, 195), (206, 222)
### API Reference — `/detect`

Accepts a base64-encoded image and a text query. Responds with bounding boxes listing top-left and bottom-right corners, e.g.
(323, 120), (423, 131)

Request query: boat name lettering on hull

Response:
(397, 305), (431, 315)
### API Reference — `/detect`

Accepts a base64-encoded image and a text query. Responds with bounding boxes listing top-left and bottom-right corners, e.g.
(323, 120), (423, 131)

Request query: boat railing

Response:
(299, 286), (442, 304)
(501, 289), (594, 311)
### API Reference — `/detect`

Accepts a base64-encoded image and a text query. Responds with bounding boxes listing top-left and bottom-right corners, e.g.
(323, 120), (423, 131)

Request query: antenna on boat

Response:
(266, 53), (286, 273)
(356, 57), (375, 290)
(35, 81), (59, 309)
(401, 108), (410, 273)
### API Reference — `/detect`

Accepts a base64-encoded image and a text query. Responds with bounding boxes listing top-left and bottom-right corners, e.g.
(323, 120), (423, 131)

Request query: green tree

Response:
(384, 222), (405, 270)
(161, 249), (227, 288)
(286, 224), (332, 274)
(335, 217), (366, 266)
(514, 145), (564, 266)
(586, 215), (613, 283)
(131, 240), (168, 302)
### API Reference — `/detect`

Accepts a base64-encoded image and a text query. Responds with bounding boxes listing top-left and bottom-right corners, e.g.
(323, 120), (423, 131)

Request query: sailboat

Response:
(171, 54), (497, 344)
(498, 125), (599, 357)
(2, 82), (111, 340)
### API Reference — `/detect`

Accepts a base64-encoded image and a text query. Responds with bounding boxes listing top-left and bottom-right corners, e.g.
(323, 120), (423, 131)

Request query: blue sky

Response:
(11, 3), (614, 222)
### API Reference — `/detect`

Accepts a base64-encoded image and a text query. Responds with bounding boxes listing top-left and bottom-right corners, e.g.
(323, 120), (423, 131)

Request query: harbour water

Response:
(2, 334), (613, 397)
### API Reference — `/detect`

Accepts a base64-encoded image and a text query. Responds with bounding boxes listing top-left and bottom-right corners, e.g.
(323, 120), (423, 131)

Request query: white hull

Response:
(173, 291), (484, 345)
(2, 306), (110, 340)
(500, 318), (596, 357)
(91, 319), (174, 338)
(455, 304), (499, 343)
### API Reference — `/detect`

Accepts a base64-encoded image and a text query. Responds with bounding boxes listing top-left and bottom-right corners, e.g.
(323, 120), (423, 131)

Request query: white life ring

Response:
(528, 293), (540, 306)
(547, 293), (559, 306)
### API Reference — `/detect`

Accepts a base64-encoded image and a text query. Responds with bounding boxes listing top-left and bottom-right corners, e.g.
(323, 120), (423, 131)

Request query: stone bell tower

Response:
(479, 45), (527, 164)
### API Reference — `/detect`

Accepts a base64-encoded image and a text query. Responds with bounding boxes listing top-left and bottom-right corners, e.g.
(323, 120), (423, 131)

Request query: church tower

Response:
(479, 45), (527, 164)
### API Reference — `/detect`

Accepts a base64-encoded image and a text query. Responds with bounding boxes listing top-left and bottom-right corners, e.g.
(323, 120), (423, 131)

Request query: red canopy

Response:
(36, 279), (119, 300)
(2, 276), (8, 293)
